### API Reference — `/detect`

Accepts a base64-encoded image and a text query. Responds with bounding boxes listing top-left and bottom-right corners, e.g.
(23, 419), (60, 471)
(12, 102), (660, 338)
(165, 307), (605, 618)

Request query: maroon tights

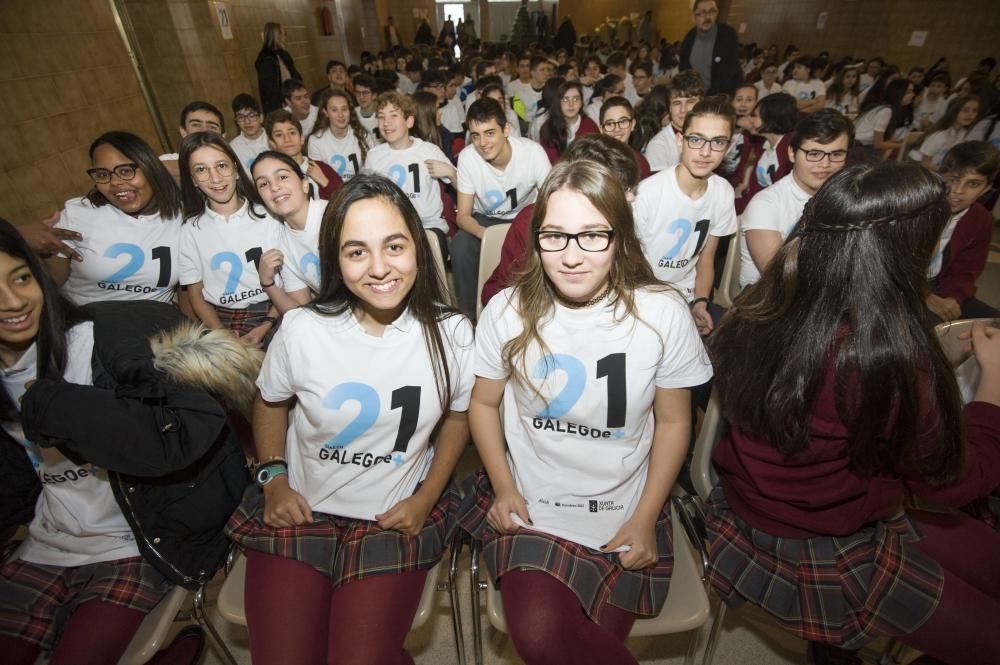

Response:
(501, 569), (638, 665)
(0, 599), (145, 665)
(243, 549), (427, 665)
(898, 511), (1000, 664)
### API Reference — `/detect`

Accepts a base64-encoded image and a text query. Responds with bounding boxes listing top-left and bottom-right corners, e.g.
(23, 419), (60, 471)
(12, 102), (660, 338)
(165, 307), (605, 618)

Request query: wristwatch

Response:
(255, 462), (288, 487)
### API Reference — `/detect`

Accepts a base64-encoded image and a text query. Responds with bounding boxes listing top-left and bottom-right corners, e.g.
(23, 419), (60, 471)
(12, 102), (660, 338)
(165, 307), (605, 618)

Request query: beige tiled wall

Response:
(725, 0), (1000, 78)
(0, 0), (159, 224)
(126, 0), (350, 153)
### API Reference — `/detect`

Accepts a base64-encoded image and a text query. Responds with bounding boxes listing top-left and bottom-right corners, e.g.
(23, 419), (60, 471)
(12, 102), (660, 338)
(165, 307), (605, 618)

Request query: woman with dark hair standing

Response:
(225, 175), (474, 664)
(46, 131), (185, 309)
(255, 22), (302, 114)
(706, 162), (1000, 664)
(0, 217), (256, 665)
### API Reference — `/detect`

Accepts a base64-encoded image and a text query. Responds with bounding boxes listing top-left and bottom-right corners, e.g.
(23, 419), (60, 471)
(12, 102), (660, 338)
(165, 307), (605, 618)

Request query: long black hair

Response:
(858, 78), (913, 143)
(541, 79), (585, 154)
(630, 84), (670, 152)
(178, 132), (265, 224)
(86, 131), (182, 220)
(708, 162), (963, 485)
(0, 219), (88, 420)
(312, 175), (464, 409)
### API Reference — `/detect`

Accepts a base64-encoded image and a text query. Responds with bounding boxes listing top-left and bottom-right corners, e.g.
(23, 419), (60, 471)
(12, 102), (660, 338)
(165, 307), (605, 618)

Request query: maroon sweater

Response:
(714, 364), (1000, 539)
(935, 202), (992, 304)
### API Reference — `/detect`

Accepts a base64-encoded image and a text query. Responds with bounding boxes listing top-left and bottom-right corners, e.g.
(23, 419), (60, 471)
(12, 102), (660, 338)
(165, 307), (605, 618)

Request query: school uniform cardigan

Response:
(935, 202), (992, 305)
(679, 22), (743, 96)
(713, 360), (1000, 539)
(16, 301), (251, 588)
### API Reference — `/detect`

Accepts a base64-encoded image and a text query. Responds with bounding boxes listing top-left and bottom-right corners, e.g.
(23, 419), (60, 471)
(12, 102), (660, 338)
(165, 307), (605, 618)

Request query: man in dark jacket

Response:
(679, 0), (743, 96)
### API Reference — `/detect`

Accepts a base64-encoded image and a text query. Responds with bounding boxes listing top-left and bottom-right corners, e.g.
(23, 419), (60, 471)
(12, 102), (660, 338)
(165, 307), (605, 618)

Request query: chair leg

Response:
(448, 533), (467, 665)
(469, 539), (485, 665)
(191, 584), (240, 665)
(683, 626), (702, 665)
(700, 601), (727, 665)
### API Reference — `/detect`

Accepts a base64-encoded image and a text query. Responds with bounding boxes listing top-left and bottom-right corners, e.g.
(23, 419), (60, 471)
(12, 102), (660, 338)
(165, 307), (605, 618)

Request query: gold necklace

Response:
(560, 284), (611, 309)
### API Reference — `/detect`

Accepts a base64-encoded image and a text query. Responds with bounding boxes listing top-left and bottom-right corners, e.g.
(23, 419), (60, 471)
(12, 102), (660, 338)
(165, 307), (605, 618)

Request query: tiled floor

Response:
(168, 214), (1000, 665)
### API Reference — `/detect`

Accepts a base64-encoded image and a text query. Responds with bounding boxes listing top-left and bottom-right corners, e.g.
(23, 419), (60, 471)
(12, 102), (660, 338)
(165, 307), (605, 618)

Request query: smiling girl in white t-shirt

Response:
(226, 174), (474, 665)
(460, 160), (712, 664)
(178, 133), (283, 348)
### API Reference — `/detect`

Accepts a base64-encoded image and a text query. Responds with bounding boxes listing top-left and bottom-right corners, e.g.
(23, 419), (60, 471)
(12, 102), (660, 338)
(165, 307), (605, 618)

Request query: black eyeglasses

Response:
(86, 163), (139, 184)
(683, 135), (731, 151)
(796, 147), (849, 163)
(535, 230), (615, 252)
(601, 118), (634, 131)
(234, 111), (259, 122)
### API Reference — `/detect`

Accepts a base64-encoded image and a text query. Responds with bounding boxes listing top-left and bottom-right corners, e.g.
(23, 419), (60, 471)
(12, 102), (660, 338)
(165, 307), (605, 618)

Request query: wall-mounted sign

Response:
(215, 2), (233, 40)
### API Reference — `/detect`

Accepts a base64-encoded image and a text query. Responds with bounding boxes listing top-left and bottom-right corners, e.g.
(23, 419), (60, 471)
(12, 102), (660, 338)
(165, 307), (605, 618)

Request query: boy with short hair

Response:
(229, 94), (269, 170)
(912, 73), (951, 129)
(754, 61), (782, 98)
(440, 65), (468, 134)
(363, 92), (456, 249)
(631, 61), (655, 102)
(782, 56), (826, 113)
(160, 101), (226, 178)
(263, 109), (340, 199)
(634, 97), (738, 335)
(282, 79), (319, 135)
(352, 73), (378, 134)
(453, 98), (551, 317)
(926, 141), (1000, 320)
(398, 59), (422, 95)
(606, 51), (634, 102)
(506, 53), (534, 108)
(643, 70), (705, 172)
(739, 109), (853, 286)
(511, 56), (553, 123)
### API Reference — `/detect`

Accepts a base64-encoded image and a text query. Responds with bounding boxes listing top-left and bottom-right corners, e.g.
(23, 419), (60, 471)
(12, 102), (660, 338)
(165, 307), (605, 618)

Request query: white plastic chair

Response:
(467, 495), (718, 665)
(476, 223), (511, 317)
(934, 318), (1000, 367)
(204, 543), (465, 665)
(117, 585), (190, 665)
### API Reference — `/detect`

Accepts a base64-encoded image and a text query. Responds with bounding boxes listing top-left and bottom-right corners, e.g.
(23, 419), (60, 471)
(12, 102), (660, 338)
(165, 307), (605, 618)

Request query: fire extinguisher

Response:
(320, 6), (334, 35)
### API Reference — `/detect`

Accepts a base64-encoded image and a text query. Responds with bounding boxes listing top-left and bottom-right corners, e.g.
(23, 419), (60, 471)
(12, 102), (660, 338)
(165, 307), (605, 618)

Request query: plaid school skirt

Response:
(214, 301), (277, 346)
(457, 470), (674, 623)
(225, 483), (460, 588)
(705, 485), (944, 650)
(0, 543), (170, 651)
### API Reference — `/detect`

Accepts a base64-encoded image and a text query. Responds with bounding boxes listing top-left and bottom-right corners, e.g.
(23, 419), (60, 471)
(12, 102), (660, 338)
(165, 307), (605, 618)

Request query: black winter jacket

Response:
(679, 22), (743, 96)
(15, 302), (250, 589)
(255, 46), (302, 114)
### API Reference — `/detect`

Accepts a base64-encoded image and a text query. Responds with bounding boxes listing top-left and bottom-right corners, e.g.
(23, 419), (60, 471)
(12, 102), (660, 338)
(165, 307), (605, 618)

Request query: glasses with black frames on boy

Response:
(682, 135), (731, 151)
(86, 163), (139, 184)
(795, 147), (849, 163)
(535, 229), (615, 252)
(601, 117), (634, 131)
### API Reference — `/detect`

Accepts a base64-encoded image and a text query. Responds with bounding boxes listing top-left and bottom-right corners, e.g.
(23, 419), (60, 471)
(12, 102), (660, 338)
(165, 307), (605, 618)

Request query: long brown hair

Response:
(309, 88), (371, 162)
(312, 175), (464, 409)
(708, 161), (963, 484)
(501, 159), (668, 391)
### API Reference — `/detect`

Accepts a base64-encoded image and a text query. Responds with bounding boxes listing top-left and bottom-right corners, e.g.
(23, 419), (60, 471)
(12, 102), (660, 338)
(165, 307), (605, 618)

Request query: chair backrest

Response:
(934, 317), (1000, 368)
(715, 225), (742, 309)
(691, 391), (726, 503)
(476, 223), (511, 317)
(425, 228), (455, 306)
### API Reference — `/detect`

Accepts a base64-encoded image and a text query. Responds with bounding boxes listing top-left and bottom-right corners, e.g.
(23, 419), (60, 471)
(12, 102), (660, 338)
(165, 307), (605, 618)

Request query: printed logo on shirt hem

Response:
(318, 448), (401, 469)
(531, 416), (623, 440)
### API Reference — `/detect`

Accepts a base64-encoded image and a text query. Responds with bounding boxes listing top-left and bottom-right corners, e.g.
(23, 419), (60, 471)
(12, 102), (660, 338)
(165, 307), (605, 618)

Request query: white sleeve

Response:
(457, 150), (477, 195)
(277, 231), (309, 293)
(711, 182), (738, 236)
(643, 135), (669, 172)
(740, 188), (780, 232)
(654, 294), (714, 389)
(781, 80), (795, 94)
(918, 131), (947, 159)
(256, 314), (298, 401)
(54, 201), (84, 258)
(532, 145), (553, 185)
(306, 138), (323, 161)
(445, 315), (476, 411)
(177, 223), (202, 286)
(474, 292), (513, 380)
(873, 107), (892, 133)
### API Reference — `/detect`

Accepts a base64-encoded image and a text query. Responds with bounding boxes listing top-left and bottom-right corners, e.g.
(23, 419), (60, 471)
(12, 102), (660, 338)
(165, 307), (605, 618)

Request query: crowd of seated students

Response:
(1, 4), (999, 664)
